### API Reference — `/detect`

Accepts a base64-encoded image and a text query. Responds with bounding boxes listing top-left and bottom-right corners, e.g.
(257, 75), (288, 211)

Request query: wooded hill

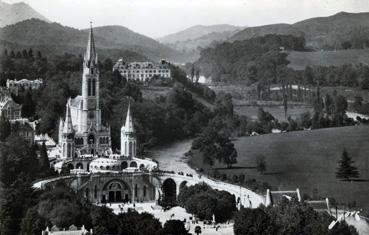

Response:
(0, 19), (187, 62)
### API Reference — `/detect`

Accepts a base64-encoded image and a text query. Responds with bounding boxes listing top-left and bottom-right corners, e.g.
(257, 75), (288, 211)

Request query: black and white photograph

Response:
(0, 0), (369, 234)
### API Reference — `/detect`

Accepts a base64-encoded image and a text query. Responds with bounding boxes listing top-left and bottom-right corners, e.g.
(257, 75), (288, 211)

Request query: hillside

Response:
(191, 125), (369, 208)
(231, 12), (369, 50)
(0, 19), (183, 62)
(158, 24), (243, 62)
(158, 24), (242, 44)
(0, 0), (49, 27)
(231, 23), (302, 42)
(287, 49), (369, 70)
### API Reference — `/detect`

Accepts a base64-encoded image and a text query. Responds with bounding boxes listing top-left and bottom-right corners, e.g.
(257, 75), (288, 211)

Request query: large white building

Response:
(113, 59), (171, 82)
(6, 78), (43, 95)
(57, 25), (157, 173)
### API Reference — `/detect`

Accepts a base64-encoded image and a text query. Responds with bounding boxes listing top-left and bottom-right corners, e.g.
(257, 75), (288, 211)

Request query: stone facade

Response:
(6, 78), (43, 95)
(56, 25), (157, 174)
(113, 59), (171, 82)
(59, 26), (110, 157)
(0, 89), (21, 120)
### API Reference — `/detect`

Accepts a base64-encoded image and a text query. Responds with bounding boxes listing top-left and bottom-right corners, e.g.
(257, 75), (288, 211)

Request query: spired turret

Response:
(61, 100), (75, 159)
(84, 23), (98, 70)
(120, 103), (136, 158)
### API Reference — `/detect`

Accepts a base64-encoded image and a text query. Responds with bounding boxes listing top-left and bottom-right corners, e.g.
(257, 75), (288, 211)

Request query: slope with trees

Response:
(0, 19), (184, 62)
(231, 12), (369, 51)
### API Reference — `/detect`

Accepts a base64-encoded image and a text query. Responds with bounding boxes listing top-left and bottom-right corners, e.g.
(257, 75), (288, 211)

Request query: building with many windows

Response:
(0, 88), (22, 120)
(6, 78), (43, 95)
(113, 59), (171, 82)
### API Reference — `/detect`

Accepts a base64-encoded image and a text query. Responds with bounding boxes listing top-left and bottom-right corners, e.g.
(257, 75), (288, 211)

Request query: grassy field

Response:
(192, 125), (369, 209)
(287, 49), (369, 70)
(234, 105), (312, 121)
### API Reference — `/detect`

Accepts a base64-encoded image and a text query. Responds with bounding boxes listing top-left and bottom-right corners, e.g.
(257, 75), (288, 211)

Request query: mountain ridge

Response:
(157, 24), (242, 44)
(0, 0), (49, 27)
(230, 11), (369, 50)
(0, 19), (185, 62)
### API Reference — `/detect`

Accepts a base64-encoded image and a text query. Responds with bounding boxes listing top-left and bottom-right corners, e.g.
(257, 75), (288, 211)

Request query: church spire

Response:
(63, 99), (74, 133)
(85, 22), (97, 68)
(124, 102), (134, 133)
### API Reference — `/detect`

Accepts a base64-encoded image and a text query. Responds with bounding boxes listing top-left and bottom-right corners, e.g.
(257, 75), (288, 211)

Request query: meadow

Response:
(192, 125), (369, 209)
(287, 49), (369, 70)
(234, 104), (312, 121)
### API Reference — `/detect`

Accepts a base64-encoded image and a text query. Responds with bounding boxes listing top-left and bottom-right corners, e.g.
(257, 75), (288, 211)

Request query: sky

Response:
(4, 0), (369, 38)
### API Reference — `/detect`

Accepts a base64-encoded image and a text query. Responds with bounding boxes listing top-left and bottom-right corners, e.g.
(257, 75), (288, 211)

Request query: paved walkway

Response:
(149, 139), (265, 208)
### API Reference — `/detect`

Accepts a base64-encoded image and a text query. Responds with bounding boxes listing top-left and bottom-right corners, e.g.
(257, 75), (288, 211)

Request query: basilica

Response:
(55, 25), (157, 173)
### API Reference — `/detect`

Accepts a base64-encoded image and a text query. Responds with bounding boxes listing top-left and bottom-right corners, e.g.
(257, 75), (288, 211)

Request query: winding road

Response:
(149, 139), (265, 208)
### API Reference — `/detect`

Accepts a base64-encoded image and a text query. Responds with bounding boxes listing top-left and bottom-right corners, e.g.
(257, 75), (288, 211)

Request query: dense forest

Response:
(194, 34), (369, 95)
(195, 34), (306, 82)
(0, 48), (221, 153)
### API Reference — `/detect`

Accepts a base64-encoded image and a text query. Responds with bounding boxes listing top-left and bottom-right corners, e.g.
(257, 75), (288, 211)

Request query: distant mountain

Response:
(0, 19), (185, 62)
(231, 12), (369, 50)
(157, 24), (243, 62)
(0, 0), (49, 27)
(158, 24), (242, 44)
(88, 25), (181, 62)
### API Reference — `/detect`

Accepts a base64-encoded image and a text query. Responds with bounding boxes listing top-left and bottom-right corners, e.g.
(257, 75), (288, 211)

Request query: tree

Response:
(234, 208), (276, 235)
(162, 220), (188, 235)
(256, 155), (267, 174)
(353, 96), (363, 112)
(195, 69), (200, 83)
(194, 225), (202, 235)
(21, 91), (36, 118)
(336, 149), (360, 181)
(0, 115), (11, 141)
(190, 65), (195, 83)
(341, 41), (352, 49)
(117, 210), (162, 235)
(20, 207), (48, 235)
(39, 142), (51, 175)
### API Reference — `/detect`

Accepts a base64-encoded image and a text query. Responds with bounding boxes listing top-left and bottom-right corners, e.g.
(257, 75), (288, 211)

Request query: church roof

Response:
(70, 96), (83, 108)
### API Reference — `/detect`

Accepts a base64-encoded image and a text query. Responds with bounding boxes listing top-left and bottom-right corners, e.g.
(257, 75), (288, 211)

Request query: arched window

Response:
(125, 142), (127, 155)
(129, 142), (133, 157)
(130, 161), (137, 168)
(121, 161), (128, 170)
(133, 142), (136, 155)
(67, 143), (72, 158)
(92, 80), (96, 96)
(88, 79), (91, 96)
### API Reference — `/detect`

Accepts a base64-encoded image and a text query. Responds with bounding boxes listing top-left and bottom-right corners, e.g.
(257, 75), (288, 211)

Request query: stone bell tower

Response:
(81, 23), (101, 133)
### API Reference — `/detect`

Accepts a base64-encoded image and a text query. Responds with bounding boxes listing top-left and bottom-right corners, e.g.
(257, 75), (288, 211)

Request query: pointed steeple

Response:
(123, 102), (134, 133)
(85, 22), (97, 68)
(63, 99), (74, 133)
